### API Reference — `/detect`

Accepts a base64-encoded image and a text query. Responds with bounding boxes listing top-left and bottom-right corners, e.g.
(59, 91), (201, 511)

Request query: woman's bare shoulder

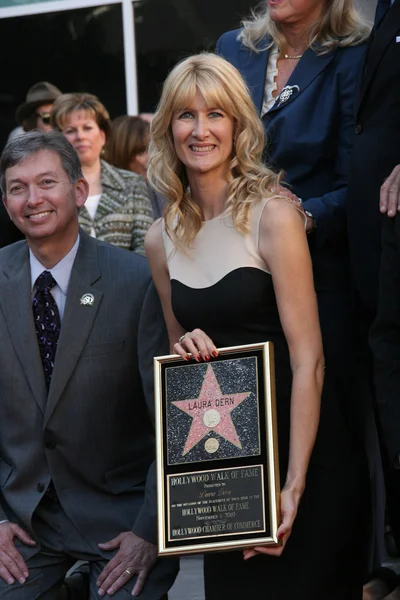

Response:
(144, 218), (164, 254)
(260, 196), (306, 232)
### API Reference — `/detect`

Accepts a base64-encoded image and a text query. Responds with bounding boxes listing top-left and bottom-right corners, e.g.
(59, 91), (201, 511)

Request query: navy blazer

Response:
(347, 0), (400, 309)
(216, 30), (367, 292)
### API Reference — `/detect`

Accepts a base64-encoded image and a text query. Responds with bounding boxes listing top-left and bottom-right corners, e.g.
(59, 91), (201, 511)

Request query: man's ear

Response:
(75, 177), (89, 209)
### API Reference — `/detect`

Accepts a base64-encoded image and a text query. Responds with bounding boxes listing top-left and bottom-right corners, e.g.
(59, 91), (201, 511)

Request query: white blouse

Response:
(84, 193), (102, 238)
(261, 45), (280, 117)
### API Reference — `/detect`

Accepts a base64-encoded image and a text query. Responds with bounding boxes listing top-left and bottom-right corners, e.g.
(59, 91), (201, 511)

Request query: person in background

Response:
(215, 0), (369, 417)
(347, 0), (400, 333)
(106, 116), (149, 178)
(106, 115), (165, 220)
(51, 94), (153, 254)
(216, 0), (377, 572)
(16, 81), (62, 134)
(348, 0), (400, 591)
(2, 82), (62, 247)
(370, 215), (400, 600)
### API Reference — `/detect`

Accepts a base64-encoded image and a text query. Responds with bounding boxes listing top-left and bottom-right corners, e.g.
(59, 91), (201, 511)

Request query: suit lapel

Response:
(354, 31), (373, 114)
(239, 38), (269, 114)
(0, 243), (47, 412)
(44, 232), (103, 426)
(267, 47), (336, 114)
(97, 160), (124, 217)
(358, 0), (400, 113)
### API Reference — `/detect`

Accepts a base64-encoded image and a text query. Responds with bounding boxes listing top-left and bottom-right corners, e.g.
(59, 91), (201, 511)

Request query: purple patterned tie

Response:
(32, 271), (61, 389)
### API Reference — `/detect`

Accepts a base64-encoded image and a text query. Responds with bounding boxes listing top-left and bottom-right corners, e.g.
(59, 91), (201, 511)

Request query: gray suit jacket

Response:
(0, 231), (168, 553)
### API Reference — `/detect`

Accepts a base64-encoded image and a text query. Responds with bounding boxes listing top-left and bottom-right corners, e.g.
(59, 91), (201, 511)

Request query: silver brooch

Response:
(80, 293), (95, 306)
(278, 85), (300, 107)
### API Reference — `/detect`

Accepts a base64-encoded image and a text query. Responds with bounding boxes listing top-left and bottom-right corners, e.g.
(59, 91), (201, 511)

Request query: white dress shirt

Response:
(262, 45), (280, 117)
(30, 235), (80, 321)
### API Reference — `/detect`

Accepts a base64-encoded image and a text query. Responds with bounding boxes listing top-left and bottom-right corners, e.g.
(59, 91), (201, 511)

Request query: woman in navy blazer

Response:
(211, 1), (372, 598)
(216, 0), (369, 429)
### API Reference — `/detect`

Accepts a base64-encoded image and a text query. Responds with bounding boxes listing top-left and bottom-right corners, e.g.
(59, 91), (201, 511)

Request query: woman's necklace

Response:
(284, 53), (303, 59)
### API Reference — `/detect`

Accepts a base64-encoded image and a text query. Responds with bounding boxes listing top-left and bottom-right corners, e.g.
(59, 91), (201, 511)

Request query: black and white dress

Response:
(162, 199), (365, 599)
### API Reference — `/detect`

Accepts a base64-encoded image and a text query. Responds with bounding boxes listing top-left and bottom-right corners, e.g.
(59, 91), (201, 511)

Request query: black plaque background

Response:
(160, 347), (273, 550)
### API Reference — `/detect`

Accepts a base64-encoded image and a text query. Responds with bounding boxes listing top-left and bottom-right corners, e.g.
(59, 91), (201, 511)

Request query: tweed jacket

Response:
(78, 160), (153, 254)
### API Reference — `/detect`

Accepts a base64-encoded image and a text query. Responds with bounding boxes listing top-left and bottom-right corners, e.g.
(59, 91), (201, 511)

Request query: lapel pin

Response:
(278, 85), (300, 107)
(80, 293), (95, 307)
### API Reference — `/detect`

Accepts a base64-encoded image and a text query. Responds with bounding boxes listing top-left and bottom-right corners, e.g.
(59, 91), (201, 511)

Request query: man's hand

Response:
(97, 532), (157, 597)
(0, 522), (36, 585)
(380, 165), (400, 217)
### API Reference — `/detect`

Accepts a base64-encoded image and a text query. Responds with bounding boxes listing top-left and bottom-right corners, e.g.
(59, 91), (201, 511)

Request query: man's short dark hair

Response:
(0, 130), (84, 193)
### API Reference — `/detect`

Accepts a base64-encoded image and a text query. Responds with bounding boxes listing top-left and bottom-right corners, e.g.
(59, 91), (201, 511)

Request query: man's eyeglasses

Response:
(36, 113), (51, 125)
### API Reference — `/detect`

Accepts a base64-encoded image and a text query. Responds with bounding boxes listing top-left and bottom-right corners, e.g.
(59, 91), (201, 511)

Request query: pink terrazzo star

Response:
(172, 364), (251, 455)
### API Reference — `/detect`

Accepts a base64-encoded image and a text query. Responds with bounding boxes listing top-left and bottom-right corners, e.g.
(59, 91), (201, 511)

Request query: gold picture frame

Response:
(154, 342), (281, 556)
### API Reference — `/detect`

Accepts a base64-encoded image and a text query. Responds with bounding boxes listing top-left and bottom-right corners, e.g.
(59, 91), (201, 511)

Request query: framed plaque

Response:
(154, 342), (281, 555)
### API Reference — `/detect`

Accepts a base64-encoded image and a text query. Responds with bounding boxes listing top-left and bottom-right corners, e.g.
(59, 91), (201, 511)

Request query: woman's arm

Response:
(145, 221), (186, 352)
(247, 197), (324, 557)
(302, 46), (366, 247)
(145, 222), (219, 359)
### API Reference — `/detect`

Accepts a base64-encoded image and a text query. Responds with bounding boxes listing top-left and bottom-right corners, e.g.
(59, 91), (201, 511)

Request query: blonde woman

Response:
(217, 0), (370, 425)
(51, 94), (153, 254)
(145, 53), (365, 599)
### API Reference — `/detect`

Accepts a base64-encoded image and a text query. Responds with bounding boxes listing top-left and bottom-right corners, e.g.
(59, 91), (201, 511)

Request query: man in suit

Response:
(347, 0), (400, 330)
(346, 0), (400, 564)
(0, 130), (178, 598)
(370, 213), (400, 587)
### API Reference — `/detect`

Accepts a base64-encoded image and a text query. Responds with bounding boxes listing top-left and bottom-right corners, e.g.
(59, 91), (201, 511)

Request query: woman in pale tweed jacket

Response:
(50, 93), (153, 254)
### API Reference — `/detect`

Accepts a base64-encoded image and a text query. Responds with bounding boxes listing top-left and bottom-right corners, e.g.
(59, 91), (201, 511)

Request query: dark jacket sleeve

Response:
(215, 29), (239, 62)
(301, 49), (364, 247)
(370, 216), (400, 464)
(132, 282), (169, 542)
(217, 34), (365, 249)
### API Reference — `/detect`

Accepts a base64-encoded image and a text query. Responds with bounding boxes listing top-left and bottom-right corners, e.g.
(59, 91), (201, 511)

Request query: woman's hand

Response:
(242, 483), (302, 560)
(173, 328), (218, 362)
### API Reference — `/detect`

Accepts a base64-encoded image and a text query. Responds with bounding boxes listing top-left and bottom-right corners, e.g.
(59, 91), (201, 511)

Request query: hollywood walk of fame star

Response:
(172, 364), (251, 456)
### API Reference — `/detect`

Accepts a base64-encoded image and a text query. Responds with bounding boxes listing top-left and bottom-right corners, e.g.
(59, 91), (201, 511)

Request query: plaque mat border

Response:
(154, 341), (281, 556)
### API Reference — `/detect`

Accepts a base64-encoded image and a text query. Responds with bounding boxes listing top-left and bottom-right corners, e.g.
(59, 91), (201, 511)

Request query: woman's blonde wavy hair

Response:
(239, 0), (370, 55)
(148, 53), (281, 249)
